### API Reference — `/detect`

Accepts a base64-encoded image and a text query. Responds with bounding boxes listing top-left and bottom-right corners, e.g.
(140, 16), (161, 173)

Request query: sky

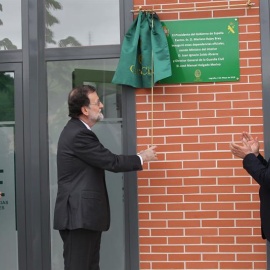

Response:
(0, 0), (120, 50)
(0, 0), (22, 49)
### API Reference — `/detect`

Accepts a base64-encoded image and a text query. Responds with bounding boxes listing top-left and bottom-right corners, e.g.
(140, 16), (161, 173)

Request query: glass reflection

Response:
(0, 72), (18, 270)
(0, 0), (22, 50)
(45, 0), (120, 48)
(48, 59), (126, 270)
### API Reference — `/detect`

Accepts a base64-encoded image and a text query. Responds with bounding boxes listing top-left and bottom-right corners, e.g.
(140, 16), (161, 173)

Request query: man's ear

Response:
(81, 106), (88, 116)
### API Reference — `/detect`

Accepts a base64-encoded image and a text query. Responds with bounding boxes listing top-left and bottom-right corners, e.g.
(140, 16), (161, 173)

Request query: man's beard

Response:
(97, 112), (104, 122)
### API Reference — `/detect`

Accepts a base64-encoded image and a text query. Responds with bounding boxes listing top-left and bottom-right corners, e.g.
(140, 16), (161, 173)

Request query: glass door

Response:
(0, 64), (26, 270)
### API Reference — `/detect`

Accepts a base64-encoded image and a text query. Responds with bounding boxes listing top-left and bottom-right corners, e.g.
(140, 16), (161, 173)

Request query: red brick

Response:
(165, 102), (198, 110)
(184, 177), (216, 185)
(219, 228), (252, 235)
(165, 119), (198, 127)
(183, 143), (216, 151)
(151, 228), (184, 236)
(169, 237), (200, 244)
(168, 220), (201, 228)
(240, 50), (261, 58)
(152, 245), (184, 253)
(185, 211), (218, 219)
(167, 203), (200, 211)
(139, 203), (166, 212)
(201, 169), (233, 177)
(138, 187), (166, 195)
(182, 94), (214, 102)
(152, 262), (184, 269)
(184, 194), (217, 202)
(140, 262), (151, 269)
(202, 220), (234, 227)
(199, 101), (231, 109)
(203, 253), (235, 261)
(140, 253), (167, 261)
(153, 111), (181, 119)
(165, 86), (197, 94)
(232, 83), (262, 92)
(150, 195), (183, 203)
(236, 236), (264, 244)
(166, 135), (198, 144)
(248, 41), (261, 49)
(185, 245), (218, 253)
(220, 262), (253, 269)
(219, 244), (252, 252)
(218, 176), (251, 185)
(183, 126), (215, 135)
(169, 253), (201, 261)
(150, 161), (182, 170)
(167, 186), (199, 194)
(139, 221), (167, 229)
(237, 253), (266, 261)
(186, 262), (218, 269)
(183, 160), (216, 168)
(180, 11), (212, 19)
(235, 202), (259, 210)
(158, 12), (179, 20)
(219, 210), (252, 219)
(216, 92), (249, 101)
(216, 109), (249, 117)
(202, 236), (234, 244)
(199, 117), (231, 126)
(151, 212), (183, 220)
(201, 186), (233, 193)
(166, 152), (199, 160)
(198, 84), (231, 93)
(200, 134), (232, 142)
(202, 203), (234, 210)
(240, 33), (261, 42)
(182, 110), (215, 118)
(140, 245), (150, 252)
(167, 169), (200, 177)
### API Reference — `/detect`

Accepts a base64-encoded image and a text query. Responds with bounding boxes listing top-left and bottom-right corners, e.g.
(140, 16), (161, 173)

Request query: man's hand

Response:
(139, 146), (158, 162)
(241, 131), (260, 156)
(230, 138), (253, 159)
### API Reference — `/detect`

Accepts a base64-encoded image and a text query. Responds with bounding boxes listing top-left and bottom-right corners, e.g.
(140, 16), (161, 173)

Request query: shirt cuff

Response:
(137, 154), (143, 165)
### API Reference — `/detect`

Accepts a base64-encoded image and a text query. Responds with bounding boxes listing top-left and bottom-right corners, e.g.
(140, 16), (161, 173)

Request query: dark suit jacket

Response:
(53, 118), (142, 231)
(243, 153), (270, 240)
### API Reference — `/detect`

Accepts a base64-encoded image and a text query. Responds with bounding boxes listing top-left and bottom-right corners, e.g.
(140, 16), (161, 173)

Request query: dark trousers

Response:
(59, 229), (102, 270)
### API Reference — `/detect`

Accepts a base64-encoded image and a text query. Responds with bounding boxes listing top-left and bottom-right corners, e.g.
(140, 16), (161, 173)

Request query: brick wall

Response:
(134, 0), (265, 269)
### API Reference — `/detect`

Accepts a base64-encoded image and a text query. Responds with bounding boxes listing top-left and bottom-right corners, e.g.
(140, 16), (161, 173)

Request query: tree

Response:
(45, 0), (82, 47)
(0, 2), (17, 50)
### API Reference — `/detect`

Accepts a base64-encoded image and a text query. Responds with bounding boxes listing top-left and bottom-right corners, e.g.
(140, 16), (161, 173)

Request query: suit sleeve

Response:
(243, 153), (270, 189)
(73, 129), (142, 172)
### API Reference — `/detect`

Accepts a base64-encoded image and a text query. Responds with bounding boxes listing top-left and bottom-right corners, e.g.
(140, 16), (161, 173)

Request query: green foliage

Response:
(0, 73), (14, 122)
(45, 0), (62, 10)
(45, 0), (82, 47)
(0, 38), (17, 50)
(59, 36), (82, 47)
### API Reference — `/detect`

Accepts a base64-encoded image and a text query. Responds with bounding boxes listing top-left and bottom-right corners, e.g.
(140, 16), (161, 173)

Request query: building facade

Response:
(0, 0), (270, 269)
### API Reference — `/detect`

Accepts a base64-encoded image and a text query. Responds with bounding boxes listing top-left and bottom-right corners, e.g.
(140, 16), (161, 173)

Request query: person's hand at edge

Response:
(139, 146), (158, 162)
(241, 131), (260, 157)
(230, 137), (253, 159)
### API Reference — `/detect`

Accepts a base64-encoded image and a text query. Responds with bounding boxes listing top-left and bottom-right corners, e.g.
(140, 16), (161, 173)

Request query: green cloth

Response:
(112, 11), (172, 88)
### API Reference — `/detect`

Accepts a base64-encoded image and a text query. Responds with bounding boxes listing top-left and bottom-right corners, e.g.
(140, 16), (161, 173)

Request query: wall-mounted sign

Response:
(160, 18), (240, 84)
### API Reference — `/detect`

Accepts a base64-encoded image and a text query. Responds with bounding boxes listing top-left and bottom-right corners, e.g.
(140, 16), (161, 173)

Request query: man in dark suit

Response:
(54, 85), (157, 270)
(230, 132), (270, 256)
